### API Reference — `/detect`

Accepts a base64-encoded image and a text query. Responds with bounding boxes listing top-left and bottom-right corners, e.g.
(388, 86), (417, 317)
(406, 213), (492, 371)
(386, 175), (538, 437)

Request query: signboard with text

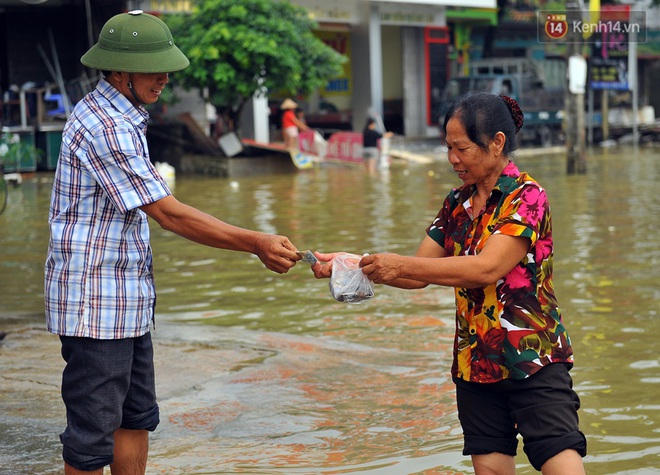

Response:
(590, 36), (629, 90)
(315, 31), (352, 96)
(299, 131), (363, 165)
(589, 6), (634, 90)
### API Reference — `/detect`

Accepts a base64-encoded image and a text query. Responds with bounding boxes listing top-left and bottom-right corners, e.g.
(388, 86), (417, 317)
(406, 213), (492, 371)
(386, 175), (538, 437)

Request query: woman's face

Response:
(445, 116), (503, 187)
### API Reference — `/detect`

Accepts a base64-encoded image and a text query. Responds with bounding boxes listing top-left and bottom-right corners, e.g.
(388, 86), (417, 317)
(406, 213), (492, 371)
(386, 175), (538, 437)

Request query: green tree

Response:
(167, 0), (346, 133)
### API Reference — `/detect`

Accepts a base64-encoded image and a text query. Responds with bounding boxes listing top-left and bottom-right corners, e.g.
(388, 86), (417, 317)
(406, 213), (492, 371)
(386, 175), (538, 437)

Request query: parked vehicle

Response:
(439, 58), (567, 146)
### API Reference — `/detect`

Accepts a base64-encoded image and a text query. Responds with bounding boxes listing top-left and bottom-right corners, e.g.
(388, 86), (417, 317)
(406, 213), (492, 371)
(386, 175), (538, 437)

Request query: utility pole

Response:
(565, 2), (587, 174)
(629, 12), (639, 147)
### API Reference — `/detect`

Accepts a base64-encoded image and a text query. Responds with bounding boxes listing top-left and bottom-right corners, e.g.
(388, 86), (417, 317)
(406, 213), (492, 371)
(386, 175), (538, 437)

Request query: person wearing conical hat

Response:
(45, 10), (301, 474)
(280, 98), (311, 149)
(280, 98), (298, 110)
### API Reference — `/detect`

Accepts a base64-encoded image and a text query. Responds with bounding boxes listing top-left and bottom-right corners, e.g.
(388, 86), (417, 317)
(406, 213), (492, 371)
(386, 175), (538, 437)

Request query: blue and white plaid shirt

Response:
(45, 79), (170, 339)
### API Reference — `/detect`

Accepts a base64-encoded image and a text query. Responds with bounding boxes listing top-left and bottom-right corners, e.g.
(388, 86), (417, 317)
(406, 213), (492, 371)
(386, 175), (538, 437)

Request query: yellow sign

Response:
(315, 31), (352, 96)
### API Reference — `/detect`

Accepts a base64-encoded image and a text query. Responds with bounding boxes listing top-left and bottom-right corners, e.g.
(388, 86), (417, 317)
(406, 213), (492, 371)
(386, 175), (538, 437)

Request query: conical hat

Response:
(280, 98), (298, 110)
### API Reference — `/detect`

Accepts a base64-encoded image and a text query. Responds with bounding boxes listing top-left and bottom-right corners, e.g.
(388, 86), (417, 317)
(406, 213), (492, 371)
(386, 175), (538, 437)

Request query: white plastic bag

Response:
(313, 131), (328, 160)
(329, 253), (374, 304)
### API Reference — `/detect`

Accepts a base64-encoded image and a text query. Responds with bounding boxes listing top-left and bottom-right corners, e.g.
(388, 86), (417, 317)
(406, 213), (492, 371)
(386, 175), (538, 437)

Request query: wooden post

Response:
(565, 3), (587, 174)
(576, 88), (586, 172)
(601, 89), (609, 142)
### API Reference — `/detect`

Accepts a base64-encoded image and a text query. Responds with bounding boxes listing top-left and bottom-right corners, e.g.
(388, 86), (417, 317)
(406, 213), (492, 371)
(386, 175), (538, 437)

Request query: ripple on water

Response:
(2, 147), (660, 474)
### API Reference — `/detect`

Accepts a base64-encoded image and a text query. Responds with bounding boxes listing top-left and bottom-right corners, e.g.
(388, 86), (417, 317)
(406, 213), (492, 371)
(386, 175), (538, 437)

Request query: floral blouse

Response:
(427, 161), (573, 383)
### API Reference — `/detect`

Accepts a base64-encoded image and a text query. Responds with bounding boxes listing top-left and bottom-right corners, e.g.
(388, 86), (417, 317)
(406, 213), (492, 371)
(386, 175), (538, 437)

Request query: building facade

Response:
(2, 0), (657, 149)
(132, 0), (497, 138)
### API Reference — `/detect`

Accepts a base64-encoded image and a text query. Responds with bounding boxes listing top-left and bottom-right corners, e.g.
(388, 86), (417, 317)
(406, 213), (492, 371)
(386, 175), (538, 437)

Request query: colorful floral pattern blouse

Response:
(427, 161), (573, 383)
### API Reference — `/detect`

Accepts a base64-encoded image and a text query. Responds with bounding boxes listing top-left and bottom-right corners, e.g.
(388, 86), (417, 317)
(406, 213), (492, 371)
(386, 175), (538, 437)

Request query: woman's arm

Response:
(292, 115), (310, 131)
(311, 235), (448, 289)
(359, 234), (530, 289)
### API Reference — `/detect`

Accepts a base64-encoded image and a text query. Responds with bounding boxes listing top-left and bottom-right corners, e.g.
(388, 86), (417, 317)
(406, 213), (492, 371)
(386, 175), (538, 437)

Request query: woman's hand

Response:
(310, 251), (342, 279)
(359, 253), (403, 284)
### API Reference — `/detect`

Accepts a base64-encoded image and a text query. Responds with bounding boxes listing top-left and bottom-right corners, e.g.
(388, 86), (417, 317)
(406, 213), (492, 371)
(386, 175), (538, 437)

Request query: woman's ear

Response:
(491, 131), (506, 156)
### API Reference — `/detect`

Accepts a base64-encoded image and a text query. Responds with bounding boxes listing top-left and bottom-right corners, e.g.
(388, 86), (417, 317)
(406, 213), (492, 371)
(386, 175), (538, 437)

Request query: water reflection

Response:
(1, 146), (659, 474)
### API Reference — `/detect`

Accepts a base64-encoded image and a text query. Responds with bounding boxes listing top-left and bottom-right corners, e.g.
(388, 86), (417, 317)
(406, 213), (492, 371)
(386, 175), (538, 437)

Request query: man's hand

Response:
(253, 234), (301, 274)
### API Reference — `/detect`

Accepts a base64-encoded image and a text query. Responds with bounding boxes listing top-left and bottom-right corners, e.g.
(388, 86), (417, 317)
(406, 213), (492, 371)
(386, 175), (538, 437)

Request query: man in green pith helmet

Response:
(45, 11), (300, 474)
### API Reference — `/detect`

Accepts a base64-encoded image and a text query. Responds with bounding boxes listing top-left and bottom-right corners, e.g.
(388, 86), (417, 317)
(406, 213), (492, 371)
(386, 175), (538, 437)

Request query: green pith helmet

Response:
(81, 10), (189, 73)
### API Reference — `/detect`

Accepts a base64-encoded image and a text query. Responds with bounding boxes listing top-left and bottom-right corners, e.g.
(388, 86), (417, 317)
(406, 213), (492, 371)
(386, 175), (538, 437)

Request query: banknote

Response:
(296, 250), (319, 265)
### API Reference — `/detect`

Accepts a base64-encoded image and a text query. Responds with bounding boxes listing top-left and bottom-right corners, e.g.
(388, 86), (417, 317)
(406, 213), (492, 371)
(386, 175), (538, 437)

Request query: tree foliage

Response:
(166, 0), (346, 132)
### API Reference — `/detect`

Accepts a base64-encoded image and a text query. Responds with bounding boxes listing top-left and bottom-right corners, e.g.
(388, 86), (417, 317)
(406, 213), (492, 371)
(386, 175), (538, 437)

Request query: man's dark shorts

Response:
(59, 332), (160, 471)
(454, 362), (587, 471)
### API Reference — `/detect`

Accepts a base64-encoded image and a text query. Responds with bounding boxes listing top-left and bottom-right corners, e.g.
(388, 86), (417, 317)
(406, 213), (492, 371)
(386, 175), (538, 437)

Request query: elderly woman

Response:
(312, 93), (587, 475)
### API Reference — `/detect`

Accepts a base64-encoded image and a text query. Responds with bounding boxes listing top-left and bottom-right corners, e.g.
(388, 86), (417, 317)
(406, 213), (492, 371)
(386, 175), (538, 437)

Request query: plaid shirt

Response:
(45, 79), (170, 339)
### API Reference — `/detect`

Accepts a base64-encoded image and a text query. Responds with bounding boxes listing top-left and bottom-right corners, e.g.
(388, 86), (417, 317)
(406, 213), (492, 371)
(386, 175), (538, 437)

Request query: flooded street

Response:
(1, 145), (659, 474)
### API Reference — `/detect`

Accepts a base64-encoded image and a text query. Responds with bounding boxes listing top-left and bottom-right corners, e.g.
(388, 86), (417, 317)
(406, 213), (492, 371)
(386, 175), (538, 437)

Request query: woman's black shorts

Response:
(454, 362), (587, 471)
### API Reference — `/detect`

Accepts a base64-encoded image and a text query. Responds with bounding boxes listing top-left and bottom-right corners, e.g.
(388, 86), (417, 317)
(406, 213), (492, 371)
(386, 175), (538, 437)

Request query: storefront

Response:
(292, 0), (488, 137)
(0, 0), (497, 144)
(138, 0), (495, 138)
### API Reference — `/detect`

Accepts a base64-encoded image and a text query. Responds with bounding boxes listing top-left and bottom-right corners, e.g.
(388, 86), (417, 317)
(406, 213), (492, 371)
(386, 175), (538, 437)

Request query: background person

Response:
(280, 98), (310, 149)
(362, 116), (393, 173)
(295, 107), (306, 126)
(311, 93), (587, 475)
(45, 11), (300, 475)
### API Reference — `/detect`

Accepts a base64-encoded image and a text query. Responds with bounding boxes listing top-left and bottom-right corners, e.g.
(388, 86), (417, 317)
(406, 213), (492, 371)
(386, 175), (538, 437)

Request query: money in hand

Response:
(296, 250), (319, 265)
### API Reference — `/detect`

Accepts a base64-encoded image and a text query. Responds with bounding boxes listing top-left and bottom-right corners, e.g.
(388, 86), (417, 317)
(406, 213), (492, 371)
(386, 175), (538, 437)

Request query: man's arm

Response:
(140, 195), (300, 274)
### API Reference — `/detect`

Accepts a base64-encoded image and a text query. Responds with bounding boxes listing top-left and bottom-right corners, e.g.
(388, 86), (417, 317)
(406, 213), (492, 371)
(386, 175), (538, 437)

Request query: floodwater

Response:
(1, 145), (659, 475)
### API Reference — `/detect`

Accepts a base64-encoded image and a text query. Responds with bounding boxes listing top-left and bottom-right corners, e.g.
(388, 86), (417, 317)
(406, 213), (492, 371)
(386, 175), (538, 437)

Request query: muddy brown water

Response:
(1, 145), (659, 474)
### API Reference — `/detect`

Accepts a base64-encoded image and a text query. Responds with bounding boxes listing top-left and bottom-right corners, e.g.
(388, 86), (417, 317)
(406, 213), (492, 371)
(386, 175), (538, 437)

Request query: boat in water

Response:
(243, 130), (390, 170)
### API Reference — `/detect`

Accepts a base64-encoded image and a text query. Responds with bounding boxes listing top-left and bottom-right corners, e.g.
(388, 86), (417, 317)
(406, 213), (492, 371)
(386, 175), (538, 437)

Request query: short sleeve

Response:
(492, 181), (548, 245)
(426, 191), (458, 248)
(83, 124), (170, 213)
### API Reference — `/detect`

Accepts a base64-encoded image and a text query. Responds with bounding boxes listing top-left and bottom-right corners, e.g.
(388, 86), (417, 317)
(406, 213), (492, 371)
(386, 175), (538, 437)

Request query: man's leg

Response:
(110, 428), (149, 475)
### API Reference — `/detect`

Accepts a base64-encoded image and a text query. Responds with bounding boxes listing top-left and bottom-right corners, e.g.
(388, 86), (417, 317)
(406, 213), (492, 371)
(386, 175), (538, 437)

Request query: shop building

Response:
(5, 0), (656, 153)
(271, 0), (497, 137)
(133, 0), (497, 138)
(0, 0), (496, 151)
